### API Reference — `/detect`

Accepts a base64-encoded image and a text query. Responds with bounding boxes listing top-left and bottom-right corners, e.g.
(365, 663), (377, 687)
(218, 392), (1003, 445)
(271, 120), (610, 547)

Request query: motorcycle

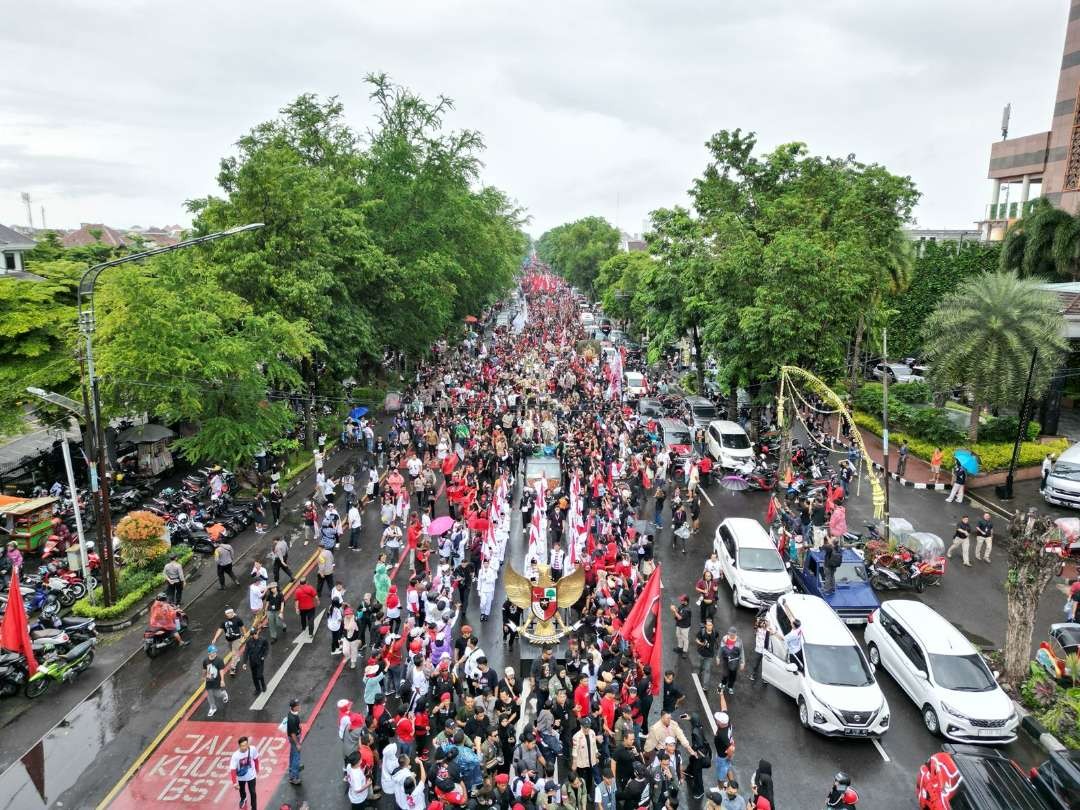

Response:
(166, 522), (216, 555)
(867, 546), (945, 593)
(0, 582), (61, 619)
(24, 638), (97, 698)
(143, 608), (189, 658)
(0, 650), (29, 697)
(31, 616), (97, 647)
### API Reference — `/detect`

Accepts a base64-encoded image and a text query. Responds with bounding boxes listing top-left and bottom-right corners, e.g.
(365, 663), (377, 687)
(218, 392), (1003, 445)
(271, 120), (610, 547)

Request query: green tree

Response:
(923, 271), (1067, 441)
(688, 130), (919, 420)
(536, 216), (620, 294)
(1001, 197), (1080, 280)
(887, 240), (1001, 357)
(95, 253), (317, 467)
(0, 260), (82, 436)
(595, 251), (652, 326)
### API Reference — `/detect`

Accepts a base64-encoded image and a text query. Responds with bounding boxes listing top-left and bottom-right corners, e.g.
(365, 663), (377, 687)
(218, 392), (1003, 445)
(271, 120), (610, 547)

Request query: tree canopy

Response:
(535, 216), (620, 295)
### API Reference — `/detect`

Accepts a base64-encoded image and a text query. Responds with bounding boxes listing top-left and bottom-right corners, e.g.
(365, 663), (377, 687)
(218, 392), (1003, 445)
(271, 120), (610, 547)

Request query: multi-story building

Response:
(980, 0), (1080, 240)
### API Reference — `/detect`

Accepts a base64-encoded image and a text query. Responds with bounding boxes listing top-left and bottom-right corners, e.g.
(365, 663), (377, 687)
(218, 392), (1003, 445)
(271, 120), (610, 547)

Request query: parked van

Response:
(865, 600), (1017, 743)
(763, 593), (890, 738)
(1043, 442), (1080, 509)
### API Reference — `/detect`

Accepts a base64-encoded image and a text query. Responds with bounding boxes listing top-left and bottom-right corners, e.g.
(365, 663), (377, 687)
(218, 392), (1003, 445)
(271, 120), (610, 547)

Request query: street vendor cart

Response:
(0, 495), (59, 553)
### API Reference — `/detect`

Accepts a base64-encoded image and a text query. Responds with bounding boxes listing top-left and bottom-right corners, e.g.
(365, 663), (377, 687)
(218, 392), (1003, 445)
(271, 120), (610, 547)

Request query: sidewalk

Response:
(852, 426), (946, 490)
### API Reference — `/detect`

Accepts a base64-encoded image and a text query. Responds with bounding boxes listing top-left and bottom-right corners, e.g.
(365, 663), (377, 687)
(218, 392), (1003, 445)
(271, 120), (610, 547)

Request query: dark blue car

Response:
(792, 548), (879, 625)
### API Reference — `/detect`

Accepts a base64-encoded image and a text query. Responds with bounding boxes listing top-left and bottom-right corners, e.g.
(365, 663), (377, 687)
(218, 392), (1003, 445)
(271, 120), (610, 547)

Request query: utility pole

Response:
(882, 328), (891, 545)
(999, 349), (1038, 501)
(20, 192), (33, 229)
(40, 206), (46, 230)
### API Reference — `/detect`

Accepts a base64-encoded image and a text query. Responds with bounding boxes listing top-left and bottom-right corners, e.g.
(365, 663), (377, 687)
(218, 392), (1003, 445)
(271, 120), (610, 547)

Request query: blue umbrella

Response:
(349, 406), (369, 420)
(954, 449), (979, 475)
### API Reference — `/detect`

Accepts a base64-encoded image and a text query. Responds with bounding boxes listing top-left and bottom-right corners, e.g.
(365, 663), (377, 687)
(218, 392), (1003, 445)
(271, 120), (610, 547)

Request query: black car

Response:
(1031, 749), (1080, 810)
(918, 744), (1053, 810)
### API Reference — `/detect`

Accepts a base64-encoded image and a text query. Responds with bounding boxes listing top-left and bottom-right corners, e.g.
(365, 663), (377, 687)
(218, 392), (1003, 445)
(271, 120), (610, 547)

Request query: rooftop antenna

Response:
(1001, 103), (1011, 141)
(20, 192), (33, 229)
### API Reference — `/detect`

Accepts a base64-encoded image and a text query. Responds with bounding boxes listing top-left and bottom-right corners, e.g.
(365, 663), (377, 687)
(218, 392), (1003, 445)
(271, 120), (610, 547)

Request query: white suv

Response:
(864, 600), (1017, 743)
(763, 593), (890, 738)
(714, 518), (792, 609)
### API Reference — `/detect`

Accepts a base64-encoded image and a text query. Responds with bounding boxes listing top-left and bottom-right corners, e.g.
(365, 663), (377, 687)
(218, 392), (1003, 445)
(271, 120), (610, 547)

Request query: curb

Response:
(1014, 699), (1068, 754)
(866, 459), (948, 491)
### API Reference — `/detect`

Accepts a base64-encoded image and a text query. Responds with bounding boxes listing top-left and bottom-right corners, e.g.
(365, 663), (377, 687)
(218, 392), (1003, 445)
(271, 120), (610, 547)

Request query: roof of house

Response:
(138, 231), (179, 247)
(61, 223), (127, 248)
(0, 223), (37, 250)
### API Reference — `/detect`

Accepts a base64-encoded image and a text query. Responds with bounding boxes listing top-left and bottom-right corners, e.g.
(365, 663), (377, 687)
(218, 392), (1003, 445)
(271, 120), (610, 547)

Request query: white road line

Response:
(691, 672), (717, 734)
(699, 487), (714, 508)
(872, 738), (891, 762)
(249, 607), (325, 711)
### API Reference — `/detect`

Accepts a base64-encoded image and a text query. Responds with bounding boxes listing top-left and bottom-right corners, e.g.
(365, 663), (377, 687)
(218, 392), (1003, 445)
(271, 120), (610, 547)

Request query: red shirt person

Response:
(293, 579), (320, 636)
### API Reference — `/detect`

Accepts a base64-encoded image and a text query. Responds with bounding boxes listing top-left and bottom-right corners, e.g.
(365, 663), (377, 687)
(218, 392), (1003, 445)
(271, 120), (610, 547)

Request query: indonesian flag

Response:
(616, 565), (663, 695)
(528, 477), (548, 562)
(1, 568), (38, 676)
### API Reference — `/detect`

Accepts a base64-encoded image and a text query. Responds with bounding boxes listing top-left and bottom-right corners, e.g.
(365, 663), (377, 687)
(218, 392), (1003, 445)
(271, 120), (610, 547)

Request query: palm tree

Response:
(1001, 198), (1080, 280)
(923, 271), (1067, 442)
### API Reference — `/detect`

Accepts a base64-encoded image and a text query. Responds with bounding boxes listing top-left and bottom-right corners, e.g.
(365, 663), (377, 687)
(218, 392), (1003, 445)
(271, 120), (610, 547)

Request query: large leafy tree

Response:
(596, 251), (652, 326)
(689, 130), (919, 415)
(94, 253), (317, 467)
(536, 216), (620, 294)
(1001, 197), (1080, 281)
(923, 271), (1067, 441)
(0, 260), (82, 435)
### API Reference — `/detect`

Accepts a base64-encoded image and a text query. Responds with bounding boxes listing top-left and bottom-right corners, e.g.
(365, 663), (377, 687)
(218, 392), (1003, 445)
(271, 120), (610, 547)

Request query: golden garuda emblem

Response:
(503, 563), (586, 645)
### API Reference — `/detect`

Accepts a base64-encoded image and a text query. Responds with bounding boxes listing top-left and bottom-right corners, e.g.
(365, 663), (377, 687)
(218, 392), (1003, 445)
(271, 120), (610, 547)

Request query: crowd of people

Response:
(209, 266), (792, 810)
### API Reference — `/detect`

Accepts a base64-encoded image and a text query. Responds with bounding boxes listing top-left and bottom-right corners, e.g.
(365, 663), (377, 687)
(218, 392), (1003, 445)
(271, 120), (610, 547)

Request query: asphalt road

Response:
(0, 446), (1066, 810)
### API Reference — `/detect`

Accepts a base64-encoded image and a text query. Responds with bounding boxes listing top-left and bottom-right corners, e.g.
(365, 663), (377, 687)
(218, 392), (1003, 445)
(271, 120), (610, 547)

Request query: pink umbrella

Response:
(428, 515), (455, 537)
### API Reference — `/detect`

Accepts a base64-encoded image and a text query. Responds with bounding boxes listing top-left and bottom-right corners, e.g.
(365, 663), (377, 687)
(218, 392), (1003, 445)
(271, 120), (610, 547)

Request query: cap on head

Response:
(714, 711), (729, 725)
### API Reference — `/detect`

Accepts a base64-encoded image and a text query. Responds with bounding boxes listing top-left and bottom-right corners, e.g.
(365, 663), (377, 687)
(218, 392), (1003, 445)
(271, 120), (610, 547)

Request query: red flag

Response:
(619, 565), (663, 695)
(1, 568), (38, 676)
(765, 495), (777, 526)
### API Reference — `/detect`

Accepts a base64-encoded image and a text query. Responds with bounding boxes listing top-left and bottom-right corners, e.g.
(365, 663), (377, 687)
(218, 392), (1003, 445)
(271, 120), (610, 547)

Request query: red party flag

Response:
(618, 565), (663, 695)
(1, 567), (38, 676)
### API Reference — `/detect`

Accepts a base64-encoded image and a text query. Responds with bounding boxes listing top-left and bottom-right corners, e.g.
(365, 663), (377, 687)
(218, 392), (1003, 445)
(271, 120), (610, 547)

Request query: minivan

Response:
(864, 600), (1017, 743)
(763, 593), (890, 738)
(683, 395), (719, 430)
(1043, 442), (1080, 509)
(657, 418), (693, 459)
(705, 419), (753, 470)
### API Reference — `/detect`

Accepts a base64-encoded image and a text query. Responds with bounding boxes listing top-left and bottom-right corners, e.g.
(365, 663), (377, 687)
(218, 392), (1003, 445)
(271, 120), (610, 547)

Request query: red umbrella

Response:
(467, 516), (490, 533)
(464, 315), (479, 324)
(1, 568), (38, 675)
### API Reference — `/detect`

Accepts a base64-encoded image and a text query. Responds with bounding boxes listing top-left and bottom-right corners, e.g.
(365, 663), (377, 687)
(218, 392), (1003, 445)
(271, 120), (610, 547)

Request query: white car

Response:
(872, 362), (924, 384)
(864, 600), (1017, 743)
(705, 420), (754, 470)
(763, 593), (890, 738)
(581, 312), (595, 328)
(623, 371), (648, 398)
(714, 518), (792, 608)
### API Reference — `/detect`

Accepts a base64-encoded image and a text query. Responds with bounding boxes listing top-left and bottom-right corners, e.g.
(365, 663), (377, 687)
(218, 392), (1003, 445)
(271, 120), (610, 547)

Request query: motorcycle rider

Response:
(148, 594), (188, 647)
(825, 772), (858, 808)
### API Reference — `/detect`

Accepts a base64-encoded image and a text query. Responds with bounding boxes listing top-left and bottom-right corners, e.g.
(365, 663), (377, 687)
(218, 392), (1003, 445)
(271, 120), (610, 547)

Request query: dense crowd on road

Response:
(192, 265), (870, 810)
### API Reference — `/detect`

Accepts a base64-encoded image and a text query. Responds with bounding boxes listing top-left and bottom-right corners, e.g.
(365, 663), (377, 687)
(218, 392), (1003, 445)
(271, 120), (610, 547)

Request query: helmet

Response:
(834, 772), (851, 788)
(156, 593), (169, 601)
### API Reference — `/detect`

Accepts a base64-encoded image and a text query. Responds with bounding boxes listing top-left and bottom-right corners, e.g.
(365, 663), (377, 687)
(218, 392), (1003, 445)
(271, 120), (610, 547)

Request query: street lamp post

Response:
(76, 224), (263, 604)
(25, 388), (94, 603)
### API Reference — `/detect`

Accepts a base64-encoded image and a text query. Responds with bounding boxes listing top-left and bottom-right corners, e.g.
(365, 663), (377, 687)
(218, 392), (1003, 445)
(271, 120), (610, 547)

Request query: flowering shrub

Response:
(115, 510), (168, 570)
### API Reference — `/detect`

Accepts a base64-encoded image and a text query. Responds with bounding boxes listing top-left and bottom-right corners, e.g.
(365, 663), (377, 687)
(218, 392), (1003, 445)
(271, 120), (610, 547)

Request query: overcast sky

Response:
(0, 0), (1069, 239)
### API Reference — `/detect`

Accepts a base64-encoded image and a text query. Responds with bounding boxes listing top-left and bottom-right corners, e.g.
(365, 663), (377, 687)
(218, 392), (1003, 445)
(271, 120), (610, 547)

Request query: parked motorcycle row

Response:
(1, 465), (243, 699)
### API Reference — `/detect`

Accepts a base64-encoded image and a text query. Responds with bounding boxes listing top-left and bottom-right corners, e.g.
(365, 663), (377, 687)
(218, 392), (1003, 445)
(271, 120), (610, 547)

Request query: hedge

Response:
(852, 411), (1068, 472)
(854, 382), (1040, 445)
(72, 545), (194, 621)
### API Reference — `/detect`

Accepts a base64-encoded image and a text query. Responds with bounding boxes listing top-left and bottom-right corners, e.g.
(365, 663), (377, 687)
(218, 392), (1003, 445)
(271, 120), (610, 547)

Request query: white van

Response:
(864, 600), (1017, 743)
(705, 420), (753, 470)
(1043, 442), (1080, 509)
(763, 593), (890, 738)
(714, 518), (792, 608)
